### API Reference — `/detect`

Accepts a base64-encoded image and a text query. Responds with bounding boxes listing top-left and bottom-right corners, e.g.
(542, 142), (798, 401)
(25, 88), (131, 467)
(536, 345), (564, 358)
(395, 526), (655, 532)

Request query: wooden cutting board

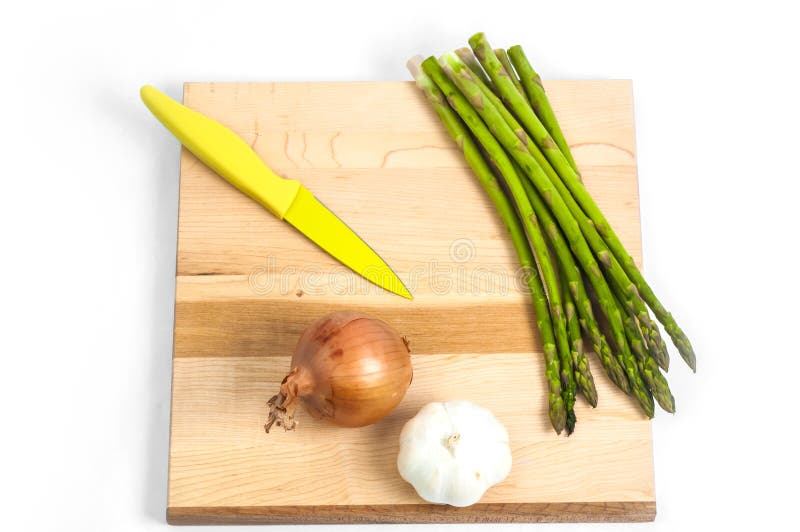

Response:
(167, 81), (654, 524)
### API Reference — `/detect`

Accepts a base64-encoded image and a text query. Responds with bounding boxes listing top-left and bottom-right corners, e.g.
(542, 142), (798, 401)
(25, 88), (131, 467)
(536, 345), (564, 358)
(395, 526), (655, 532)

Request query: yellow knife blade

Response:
(140, 85), (411, 299)
(284, 187), (411, 299)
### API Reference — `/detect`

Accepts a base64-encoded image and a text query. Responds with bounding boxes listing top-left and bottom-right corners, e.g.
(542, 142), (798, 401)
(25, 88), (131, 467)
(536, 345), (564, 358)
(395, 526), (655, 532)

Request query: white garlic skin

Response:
(397, 400), (512, 507)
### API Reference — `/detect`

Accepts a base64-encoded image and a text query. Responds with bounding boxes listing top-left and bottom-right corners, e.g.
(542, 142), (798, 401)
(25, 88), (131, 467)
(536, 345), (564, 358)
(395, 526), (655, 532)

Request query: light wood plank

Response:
(169, 355), (653, 507)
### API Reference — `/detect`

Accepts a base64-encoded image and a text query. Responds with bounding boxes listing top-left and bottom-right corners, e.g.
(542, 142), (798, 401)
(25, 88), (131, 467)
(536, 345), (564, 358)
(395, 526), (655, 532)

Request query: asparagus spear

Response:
(494, 48), (528, 104)
(454, 48), (495, 93)
(648, 324), (670, 371)
(611, 278), (670, 371)
(517, 166), (598, 405)
(409, 56), (567, 434)
(615, 291), (675, 412)
(507, 45), (580, 176)
(471, 32), (695, 371)
(588, 281), (655, 416)
(520, 173), (631, 396)
(561, 245), (598, 407)
(439, 52), (654, 417)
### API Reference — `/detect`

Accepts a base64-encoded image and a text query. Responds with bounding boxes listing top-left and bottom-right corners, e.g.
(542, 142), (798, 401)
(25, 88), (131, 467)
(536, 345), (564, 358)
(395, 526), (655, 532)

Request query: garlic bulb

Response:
(397, 400), (512, 507)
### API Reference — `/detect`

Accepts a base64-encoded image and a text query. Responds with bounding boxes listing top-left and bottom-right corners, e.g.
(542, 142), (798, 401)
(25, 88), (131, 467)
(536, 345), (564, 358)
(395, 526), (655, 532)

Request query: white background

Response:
(2, 1), (798, 530)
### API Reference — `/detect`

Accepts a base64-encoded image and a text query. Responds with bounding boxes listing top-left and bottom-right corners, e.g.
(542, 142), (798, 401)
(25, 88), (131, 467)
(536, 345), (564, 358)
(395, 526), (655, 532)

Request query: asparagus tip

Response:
(584, 388), (598, 408)
(565, 411), (576, 435)
(679, 339), (696, 372)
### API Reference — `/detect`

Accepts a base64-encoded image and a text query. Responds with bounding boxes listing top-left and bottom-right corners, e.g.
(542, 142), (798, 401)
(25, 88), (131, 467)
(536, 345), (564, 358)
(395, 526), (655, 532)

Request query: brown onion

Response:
(265, 311), (412, 432)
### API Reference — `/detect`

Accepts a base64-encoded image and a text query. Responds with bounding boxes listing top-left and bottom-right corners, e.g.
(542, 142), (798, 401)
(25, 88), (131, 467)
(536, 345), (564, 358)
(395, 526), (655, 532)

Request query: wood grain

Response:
(167, 502), (656, 524)
(168, 81), (654, 523)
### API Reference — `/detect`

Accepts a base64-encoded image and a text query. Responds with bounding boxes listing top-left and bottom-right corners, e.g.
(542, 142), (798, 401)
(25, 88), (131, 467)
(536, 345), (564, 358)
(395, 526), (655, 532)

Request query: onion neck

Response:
(265, 367), (311, 433)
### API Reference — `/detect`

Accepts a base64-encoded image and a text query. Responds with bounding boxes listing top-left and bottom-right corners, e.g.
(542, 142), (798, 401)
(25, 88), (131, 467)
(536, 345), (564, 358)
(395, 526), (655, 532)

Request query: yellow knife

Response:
(141, 85), (411, 299)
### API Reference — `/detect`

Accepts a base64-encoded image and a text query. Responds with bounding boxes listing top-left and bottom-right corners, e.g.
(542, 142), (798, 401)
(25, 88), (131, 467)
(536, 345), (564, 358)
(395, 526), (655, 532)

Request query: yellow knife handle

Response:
(140, 85), (300, 219)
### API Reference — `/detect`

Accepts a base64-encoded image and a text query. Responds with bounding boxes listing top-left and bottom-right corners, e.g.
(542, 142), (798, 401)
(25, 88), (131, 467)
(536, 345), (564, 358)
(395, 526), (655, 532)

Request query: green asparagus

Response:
(451, 45), (663, 385)
(507, 45), (580, 176)
(560, 237), (598, 407)
(408, 33), (694, 432)
(440, 52), (654, 417)
(472, 32), (695, 372)
(494, 48), (528, 104)
(520, 172), (631, 396)
(614, 291), (675, 412)
(469, 35), (673, 373)
(454, 48), (495, 93)
(415, 56), (571, 433)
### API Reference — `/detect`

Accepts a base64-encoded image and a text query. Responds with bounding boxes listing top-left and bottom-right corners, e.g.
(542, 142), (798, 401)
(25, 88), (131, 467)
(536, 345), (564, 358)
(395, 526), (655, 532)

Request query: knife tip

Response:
(391, 280), (414, 300)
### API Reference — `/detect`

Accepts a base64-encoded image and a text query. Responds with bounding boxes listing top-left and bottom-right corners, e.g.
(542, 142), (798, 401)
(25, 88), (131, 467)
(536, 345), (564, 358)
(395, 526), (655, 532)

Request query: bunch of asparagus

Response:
(408, 33), (695, 435)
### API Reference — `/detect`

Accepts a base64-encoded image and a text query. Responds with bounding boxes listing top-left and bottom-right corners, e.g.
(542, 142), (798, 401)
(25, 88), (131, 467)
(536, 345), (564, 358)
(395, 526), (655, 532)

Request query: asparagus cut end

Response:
(406, 55), (425, 78)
